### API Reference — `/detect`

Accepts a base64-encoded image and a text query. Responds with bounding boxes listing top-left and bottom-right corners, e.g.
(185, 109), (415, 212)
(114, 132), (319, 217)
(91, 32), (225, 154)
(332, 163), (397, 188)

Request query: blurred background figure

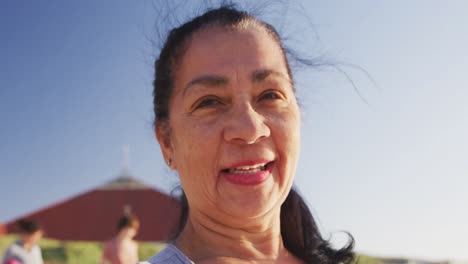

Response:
(101, 214), (140, 264)
(1, 219), (44, 264)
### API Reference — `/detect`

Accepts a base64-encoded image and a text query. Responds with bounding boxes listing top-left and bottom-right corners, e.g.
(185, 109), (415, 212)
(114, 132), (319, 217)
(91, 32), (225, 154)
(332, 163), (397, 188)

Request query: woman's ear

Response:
(155, 123), (175, 169)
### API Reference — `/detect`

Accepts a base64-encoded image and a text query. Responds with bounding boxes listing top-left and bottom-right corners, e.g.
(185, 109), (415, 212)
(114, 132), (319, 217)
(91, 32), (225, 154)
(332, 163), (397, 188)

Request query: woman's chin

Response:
(228, 205), (275, 221)
(218, 187), (281, 220)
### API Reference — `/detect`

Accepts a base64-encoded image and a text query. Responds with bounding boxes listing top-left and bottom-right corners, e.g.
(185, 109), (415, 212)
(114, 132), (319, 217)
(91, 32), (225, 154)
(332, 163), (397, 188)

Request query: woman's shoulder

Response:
(2, 241), (42, 263)
(3, 241), (23, 257)
(139, 244), (193, 264)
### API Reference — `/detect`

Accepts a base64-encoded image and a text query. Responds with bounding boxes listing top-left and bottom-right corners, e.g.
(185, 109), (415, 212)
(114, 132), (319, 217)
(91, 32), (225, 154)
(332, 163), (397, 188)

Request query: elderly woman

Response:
(143, 5), (354, 264)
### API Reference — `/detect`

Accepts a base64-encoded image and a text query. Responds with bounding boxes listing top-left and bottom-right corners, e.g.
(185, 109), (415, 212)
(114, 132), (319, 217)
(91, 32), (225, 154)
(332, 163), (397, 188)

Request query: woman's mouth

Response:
(224, 163), (268, 174)
(221, 161), (274, 185)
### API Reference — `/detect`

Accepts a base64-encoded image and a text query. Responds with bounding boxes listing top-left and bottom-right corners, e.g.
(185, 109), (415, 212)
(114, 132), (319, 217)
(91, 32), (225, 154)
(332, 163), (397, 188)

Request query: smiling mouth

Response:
(221, 161), (274, 186)
(221, 161), (273, 174)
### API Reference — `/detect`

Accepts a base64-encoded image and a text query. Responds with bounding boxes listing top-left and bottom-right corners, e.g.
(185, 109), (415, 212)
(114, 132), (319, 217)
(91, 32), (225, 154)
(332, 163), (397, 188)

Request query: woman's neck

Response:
(19, 240), (33, 251)
(175, 208), (294, 263)
(116, 232), (132, 241)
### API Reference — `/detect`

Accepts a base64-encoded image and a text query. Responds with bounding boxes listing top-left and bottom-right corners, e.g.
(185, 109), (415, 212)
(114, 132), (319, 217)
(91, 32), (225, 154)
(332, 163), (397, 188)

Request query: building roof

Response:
(1, 176), (181, 242)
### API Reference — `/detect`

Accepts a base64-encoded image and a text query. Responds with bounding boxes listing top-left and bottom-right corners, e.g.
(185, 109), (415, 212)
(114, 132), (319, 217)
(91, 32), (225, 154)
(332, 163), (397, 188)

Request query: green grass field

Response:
(3, 235), (454, 264)
(0, 234), (165, 264)
(0, 234), (384, 264)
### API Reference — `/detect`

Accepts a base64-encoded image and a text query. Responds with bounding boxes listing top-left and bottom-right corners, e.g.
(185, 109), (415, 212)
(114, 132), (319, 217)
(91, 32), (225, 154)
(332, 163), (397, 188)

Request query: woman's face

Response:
(158, 26), (300, 221)
(23, 230), (43, 245)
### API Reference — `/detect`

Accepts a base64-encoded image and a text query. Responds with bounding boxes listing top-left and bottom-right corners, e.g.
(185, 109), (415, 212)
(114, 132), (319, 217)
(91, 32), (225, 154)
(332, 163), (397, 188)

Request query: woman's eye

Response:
(259, 90), (282, 101)
(195, 97), (222, 109)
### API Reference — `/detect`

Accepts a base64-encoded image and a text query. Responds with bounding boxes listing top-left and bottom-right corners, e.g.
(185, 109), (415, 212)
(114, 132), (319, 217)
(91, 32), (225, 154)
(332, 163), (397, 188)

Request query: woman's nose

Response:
(223, 103), (271, 144)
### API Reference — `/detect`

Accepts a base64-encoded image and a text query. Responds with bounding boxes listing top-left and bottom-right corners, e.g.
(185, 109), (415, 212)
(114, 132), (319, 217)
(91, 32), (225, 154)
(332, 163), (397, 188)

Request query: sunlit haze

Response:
(1, 1), (467, 261)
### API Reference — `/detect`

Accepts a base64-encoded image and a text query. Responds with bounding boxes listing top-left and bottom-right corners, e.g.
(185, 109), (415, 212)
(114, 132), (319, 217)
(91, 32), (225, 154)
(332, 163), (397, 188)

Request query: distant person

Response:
(101, 214), (140, 264)
(1, 219), (44, 264)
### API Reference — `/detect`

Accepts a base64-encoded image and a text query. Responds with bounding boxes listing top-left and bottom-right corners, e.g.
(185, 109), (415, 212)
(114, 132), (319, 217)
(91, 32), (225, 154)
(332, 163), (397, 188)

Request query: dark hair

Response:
(116, 214), (140, 233)
(153, 5), (354, 264)
(16, 219), (42, 235)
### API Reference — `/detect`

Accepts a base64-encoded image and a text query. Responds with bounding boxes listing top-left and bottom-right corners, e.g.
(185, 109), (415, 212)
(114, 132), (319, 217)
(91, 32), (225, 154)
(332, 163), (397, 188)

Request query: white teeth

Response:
(228, 167), (262, 174)
(235, 164), (266, 170)
(227, 163), (267, 174)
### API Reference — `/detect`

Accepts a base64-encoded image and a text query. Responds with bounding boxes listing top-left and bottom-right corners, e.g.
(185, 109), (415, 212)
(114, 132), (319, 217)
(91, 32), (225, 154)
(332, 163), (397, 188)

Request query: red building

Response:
(0, 176), (181, 242)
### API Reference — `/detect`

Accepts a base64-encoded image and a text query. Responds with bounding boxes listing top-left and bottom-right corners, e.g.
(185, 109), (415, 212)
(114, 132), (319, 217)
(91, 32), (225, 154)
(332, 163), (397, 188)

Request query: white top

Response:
(139, 244), (194, 264)
(1, 240), (44, 264)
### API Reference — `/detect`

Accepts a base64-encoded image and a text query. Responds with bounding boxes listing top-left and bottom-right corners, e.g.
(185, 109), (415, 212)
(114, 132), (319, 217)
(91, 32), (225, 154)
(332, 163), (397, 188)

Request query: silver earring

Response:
(167, 158), (172, 166)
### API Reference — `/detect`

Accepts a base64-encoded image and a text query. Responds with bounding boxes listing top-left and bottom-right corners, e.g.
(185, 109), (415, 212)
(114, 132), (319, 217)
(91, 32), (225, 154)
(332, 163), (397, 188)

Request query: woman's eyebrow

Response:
(251, 69), (291, 85)
(183, 75), (228, 95)
(183, 69), (291, 95)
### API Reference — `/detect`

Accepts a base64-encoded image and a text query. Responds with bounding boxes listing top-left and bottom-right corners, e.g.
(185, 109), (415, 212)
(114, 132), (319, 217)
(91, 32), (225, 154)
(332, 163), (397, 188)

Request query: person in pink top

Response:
(101, 214), (140, 264)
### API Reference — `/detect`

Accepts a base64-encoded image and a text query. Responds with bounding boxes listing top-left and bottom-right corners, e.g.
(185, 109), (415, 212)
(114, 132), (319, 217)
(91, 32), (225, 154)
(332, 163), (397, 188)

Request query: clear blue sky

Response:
(1, 0), (467, 261)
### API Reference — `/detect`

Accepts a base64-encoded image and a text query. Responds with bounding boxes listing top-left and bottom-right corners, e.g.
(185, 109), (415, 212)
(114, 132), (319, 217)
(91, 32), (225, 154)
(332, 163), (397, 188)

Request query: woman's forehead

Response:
(187, 25), (278, 54)
(175, 26), (288, 84)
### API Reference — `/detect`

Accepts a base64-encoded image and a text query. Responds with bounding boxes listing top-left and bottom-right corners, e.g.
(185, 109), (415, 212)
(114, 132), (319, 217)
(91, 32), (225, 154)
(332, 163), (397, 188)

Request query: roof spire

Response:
(122, 144), (130, 176)
(98, 144), (150, 190)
